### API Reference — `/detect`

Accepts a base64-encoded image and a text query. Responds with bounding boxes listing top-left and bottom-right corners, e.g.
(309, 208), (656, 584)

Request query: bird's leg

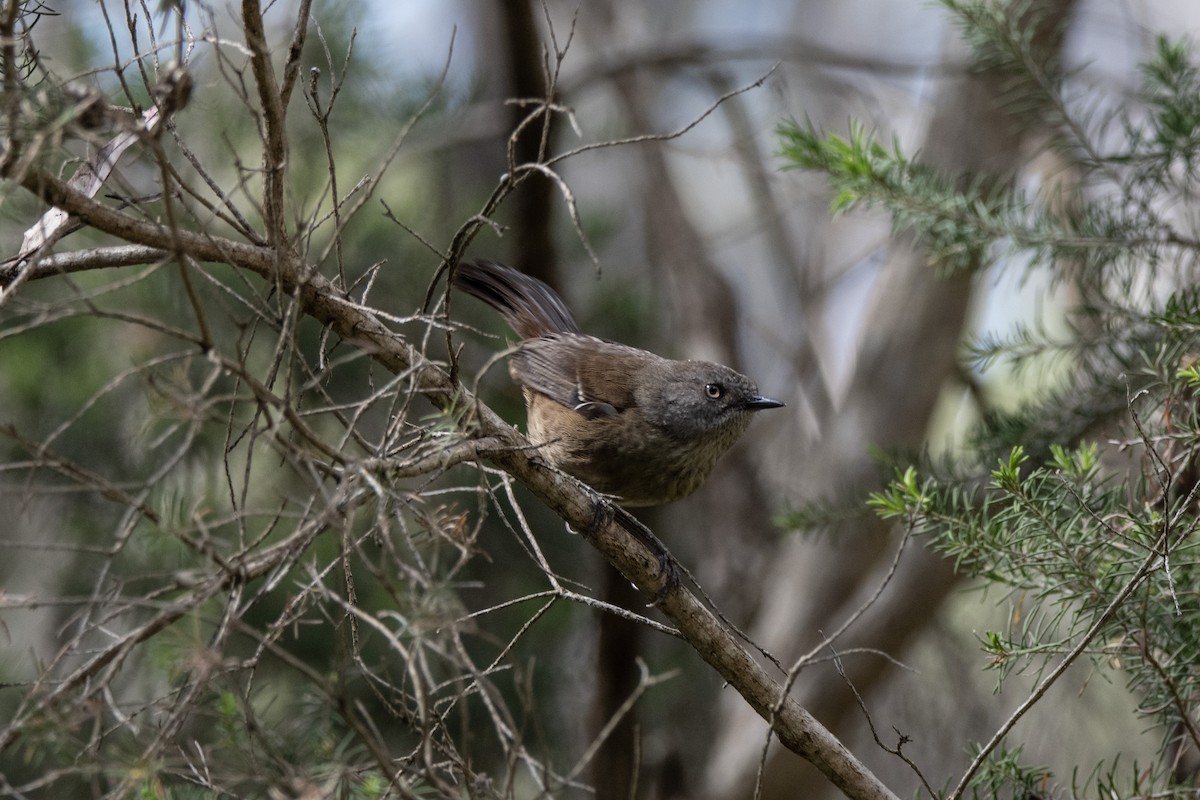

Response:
(578, 489), (614, 538)
(549, 467), (681, 603)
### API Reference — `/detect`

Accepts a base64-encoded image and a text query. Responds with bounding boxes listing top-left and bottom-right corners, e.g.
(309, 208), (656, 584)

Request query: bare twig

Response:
(241, 0), (290, 246)
(831, 647), (936, 797)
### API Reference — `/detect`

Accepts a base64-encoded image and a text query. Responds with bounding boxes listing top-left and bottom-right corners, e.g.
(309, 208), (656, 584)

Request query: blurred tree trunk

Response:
(497, 0), (559, 286)
(701, 2), (1080, 797)
(469, 1), (558, 285)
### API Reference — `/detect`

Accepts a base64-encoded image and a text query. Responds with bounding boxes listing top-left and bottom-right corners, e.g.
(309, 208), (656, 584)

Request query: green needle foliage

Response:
(783, 2), (1200, 797)
(779, 118), (1021, 274)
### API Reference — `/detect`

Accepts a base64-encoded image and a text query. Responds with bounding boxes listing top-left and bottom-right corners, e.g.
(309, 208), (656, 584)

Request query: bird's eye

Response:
(704, 383), (724, 399)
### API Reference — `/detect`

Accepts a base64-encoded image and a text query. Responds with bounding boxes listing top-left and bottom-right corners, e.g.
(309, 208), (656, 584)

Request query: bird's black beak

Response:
(743, 396), (785, 411)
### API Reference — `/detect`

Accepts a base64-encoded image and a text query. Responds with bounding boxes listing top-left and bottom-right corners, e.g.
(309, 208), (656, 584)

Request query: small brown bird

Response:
(454, 260), (784, 507)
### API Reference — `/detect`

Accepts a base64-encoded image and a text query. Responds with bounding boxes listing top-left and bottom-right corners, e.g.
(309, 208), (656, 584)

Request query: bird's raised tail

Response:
(453, 260), (581, 339)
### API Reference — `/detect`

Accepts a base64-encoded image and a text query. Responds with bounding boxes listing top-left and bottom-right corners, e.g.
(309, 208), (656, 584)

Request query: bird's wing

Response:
(511, 335), (642, 414)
